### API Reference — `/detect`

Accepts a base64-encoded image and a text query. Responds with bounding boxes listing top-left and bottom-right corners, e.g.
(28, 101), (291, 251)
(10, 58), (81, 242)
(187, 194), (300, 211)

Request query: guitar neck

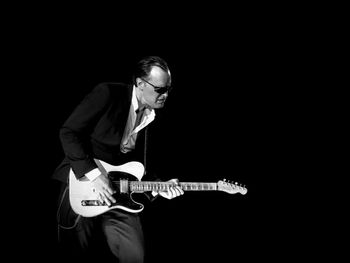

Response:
(130, 181), (218, 192)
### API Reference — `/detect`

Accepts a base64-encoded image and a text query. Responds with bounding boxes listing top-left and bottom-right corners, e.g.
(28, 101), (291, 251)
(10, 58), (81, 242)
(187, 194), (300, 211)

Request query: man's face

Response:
(139, 66), (171, 109)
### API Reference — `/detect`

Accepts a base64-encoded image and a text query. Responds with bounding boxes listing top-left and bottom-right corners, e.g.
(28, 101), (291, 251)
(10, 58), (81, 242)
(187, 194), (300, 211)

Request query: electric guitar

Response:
(69, 159), (248, 217)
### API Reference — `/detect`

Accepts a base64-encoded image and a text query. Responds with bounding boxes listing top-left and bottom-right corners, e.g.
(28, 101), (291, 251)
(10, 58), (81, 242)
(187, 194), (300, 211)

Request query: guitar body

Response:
(69, 160), (145, 217)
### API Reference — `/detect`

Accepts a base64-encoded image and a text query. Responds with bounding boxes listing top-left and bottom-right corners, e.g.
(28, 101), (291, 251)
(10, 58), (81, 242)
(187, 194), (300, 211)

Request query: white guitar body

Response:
(69, 160), (145, 217)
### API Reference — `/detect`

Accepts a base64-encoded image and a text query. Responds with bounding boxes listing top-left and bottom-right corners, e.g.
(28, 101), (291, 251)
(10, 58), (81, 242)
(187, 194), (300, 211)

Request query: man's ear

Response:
(136, 78), (143, 89)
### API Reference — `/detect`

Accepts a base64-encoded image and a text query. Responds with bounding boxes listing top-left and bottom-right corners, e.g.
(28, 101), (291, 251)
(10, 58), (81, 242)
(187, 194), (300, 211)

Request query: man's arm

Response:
(60, 84), (110, 179)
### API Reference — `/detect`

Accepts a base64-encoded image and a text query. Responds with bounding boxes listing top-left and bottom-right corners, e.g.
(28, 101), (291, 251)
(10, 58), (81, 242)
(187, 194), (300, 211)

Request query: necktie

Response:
(134, 108), (144, 130)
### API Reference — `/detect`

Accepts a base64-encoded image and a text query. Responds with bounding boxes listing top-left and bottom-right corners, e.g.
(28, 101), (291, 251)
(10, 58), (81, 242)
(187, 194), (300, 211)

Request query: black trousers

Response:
(57, 183), (145, 263)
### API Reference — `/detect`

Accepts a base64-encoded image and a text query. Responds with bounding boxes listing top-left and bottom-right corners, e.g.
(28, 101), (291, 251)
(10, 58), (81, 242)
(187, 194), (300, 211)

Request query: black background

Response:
(3, 8), (326, 262)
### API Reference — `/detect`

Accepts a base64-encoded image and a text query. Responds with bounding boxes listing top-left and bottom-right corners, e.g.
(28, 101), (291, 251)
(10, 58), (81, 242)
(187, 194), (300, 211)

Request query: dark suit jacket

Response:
(52, 82), (148, 183)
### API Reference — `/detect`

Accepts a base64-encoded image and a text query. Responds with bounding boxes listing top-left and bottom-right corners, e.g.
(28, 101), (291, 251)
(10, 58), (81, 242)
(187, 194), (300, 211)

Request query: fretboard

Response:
(130, 182), (218, 192)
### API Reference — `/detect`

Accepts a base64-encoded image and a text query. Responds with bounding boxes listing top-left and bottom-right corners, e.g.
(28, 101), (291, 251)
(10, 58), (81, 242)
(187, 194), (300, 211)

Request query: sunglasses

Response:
(141, 78), (172, 95)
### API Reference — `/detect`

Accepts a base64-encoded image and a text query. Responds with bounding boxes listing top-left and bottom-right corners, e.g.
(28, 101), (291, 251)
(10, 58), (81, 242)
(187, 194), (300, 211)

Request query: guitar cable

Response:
(56, 183), (81, 242)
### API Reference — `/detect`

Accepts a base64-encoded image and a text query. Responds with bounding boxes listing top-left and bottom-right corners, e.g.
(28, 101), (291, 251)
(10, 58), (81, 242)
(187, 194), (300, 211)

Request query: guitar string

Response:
(108, 181), (239, 188)
(109, 181), (221, 187)
(107, 181), (221, 191)
(108, 180), (219, 186)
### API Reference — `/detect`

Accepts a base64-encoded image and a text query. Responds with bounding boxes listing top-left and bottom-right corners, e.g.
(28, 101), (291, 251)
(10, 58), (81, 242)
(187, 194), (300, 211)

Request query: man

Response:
(53, 56), (184, 262)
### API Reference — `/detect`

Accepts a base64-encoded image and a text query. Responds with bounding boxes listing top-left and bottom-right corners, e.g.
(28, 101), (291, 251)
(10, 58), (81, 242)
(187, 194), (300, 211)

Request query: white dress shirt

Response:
(85, 85), (155, 181)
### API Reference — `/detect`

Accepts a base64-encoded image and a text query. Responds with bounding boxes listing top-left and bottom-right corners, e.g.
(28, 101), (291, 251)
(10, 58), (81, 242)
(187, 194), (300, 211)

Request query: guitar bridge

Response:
(81, 200), (107, 206)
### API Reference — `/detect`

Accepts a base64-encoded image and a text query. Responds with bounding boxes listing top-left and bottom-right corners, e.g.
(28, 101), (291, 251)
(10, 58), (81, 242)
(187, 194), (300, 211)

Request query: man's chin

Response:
(155, 101), (166, 108)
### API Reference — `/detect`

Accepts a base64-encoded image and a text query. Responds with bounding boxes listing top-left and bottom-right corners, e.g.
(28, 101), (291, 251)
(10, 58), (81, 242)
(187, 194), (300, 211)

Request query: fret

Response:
(130, 182), (218, 192)
(179, 183), (217, 191)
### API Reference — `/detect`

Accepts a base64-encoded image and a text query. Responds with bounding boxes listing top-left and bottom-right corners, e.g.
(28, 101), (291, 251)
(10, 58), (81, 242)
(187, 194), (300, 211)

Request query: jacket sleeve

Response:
(59, 83), (110, 179)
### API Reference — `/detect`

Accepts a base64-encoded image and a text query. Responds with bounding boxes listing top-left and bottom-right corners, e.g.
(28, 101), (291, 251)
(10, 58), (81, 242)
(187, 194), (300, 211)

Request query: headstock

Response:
(217, 179), (247, 195)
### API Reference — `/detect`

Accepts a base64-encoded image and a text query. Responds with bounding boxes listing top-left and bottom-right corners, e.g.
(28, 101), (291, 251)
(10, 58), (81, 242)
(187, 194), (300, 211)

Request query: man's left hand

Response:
(158, 178), (184, 199)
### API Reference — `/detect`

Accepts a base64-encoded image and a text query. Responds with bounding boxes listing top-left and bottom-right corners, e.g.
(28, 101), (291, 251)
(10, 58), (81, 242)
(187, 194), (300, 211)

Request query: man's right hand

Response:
(91, 174), (116, 206)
